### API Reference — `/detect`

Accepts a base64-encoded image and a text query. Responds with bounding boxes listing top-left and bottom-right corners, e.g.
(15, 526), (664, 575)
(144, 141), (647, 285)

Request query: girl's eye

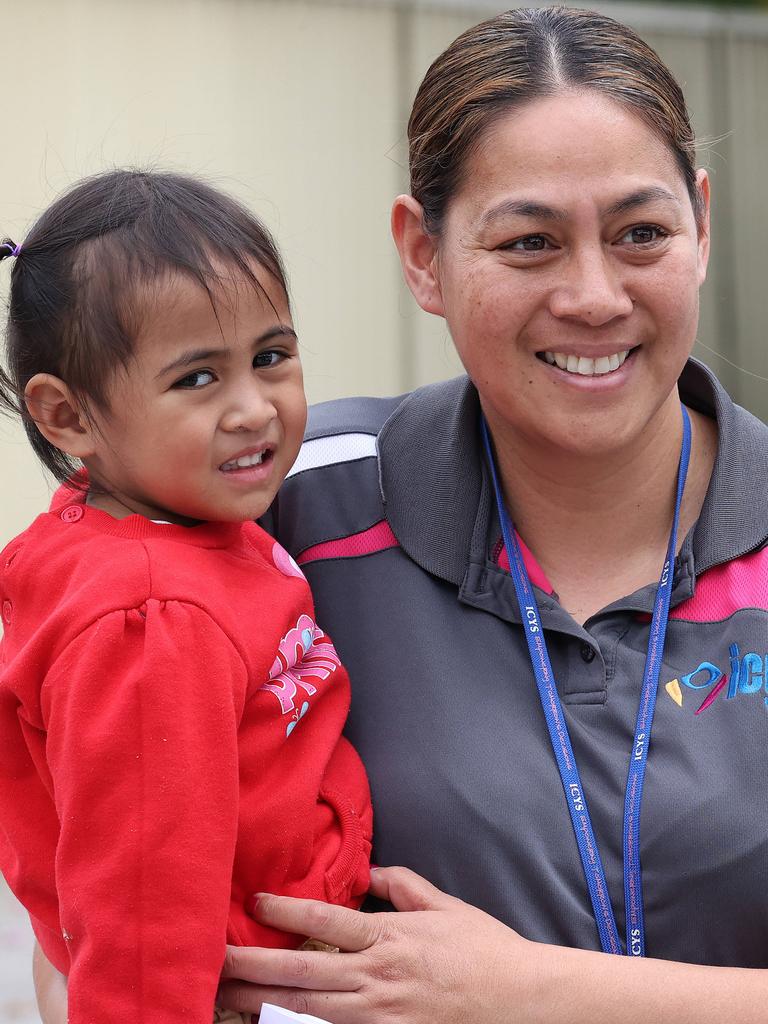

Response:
(620, 224), (668, 246)
(173, 369), (215, 389)
(504, 234), (549, 252)
(253, 350), (284, 369)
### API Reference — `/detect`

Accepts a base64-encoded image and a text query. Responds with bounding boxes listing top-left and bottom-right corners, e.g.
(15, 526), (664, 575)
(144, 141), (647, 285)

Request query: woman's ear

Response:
(391, 195), (445, 317)
(24, 374), (97, 459)
(695, 169), (711, 286)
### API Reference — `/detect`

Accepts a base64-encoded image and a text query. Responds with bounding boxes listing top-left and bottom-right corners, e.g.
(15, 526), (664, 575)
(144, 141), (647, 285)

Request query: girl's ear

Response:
(24, 374), (97, 459)
(391, 195), (445, 317)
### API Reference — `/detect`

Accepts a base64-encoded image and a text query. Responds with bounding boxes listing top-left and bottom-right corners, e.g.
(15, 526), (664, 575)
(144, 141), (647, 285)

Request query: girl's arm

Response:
(44, 600), (245, 1022)
(217, 866), (768, 1024)
(33, 942), (67, 1024)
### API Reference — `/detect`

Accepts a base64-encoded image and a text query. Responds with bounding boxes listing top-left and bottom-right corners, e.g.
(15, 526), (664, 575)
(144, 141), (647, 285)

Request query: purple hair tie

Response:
(1, 242), (21, 258)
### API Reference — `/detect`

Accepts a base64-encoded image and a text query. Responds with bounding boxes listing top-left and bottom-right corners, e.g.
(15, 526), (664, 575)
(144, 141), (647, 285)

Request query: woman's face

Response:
(420, 91), (709, 457)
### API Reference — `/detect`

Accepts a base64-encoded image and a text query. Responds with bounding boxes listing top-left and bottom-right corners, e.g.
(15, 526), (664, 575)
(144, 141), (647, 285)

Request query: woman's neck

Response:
(486, 394), (717, 624)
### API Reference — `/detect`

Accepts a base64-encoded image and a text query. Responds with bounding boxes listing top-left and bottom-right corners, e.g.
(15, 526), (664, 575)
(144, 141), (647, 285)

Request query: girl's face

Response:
(419, 91), (710, 458)
(84, 266), (306, 525)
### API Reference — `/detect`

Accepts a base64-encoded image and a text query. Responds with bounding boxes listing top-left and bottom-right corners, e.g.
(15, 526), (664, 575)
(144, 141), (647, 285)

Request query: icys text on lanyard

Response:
(480, 407), (691, 956)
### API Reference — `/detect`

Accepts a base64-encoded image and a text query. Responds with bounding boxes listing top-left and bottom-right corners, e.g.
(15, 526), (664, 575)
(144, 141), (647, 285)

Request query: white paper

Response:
(258, 1003), (334, 1024)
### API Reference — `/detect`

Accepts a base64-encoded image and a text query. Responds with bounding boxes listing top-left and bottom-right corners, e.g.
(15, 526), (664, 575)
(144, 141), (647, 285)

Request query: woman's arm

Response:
(33, 943), (67, 1024)
(218, 867), (768, 1024)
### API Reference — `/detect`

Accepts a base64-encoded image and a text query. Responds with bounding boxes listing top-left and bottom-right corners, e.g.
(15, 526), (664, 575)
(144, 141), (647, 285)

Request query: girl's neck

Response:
(485, 393), (718, 624)
(85, 486), (201, 527)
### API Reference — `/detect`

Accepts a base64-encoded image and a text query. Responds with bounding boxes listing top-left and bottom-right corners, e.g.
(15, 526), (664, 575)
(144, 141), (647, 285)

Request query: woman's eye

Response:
(254, 350), (284, 369)
(505, 234), (549, 252)
(621, 224), (668, 246)
(173, 369), (215, 389)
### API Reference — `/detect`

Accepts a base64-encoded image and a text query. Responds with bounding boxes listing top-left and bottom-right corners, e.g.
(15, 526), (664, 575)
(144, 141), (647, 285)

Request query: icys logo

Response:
(665, 643), (768, 715)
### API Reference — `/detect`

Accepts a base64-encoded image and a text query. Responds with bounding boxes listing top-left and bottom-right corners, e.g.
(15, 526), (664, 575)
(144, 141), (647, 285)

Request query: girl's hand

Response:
(218, 866), (526, 1023)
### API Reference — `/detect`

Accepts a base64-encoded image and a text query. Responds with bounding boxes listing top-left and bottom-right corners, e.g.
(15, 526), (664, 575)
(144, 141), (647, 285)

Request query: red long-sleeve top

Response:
(0, 484), (372, 1022)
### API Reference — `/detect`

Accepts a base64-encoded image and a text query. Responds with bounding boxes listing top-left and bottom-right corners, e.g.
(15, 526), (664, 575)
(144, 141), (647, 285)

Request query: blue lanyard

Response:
(480, 407), (691, 956)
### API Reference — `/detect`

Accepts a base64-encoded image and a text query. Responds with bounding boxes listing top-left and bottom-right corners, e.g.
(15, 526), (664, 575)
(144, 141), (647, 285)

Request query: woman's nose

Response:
(549, 248), (634, 326)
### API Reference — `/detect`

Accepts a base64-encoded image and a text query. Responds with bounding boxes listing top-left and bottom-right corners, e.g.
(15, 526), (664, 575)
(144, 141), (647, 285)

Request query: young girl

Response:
(0, 170), (372, 1023)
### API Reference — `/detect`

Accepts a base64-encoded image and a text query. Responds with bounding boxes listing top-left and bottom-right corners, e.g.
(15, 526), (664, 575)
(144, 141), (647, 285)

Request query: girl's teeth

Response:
(543, 350), (630, 376)
(222, 451), (265, 471)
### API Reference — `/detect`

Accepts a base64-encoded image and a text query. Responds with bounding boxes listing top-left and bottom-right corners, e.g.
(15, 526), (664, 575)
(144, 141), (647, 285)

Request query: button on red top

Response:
(60, 505), (84, 524)
(2, 600), (11, 624)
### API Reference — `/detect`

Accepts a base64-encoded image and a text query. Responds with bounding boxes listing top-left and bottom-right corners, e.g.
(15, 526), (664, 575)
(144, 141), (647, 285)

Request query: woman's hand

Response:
(219, 867), (768, 1024)
(34, 865), (768, 1024)
(218, 866), (526, 1023)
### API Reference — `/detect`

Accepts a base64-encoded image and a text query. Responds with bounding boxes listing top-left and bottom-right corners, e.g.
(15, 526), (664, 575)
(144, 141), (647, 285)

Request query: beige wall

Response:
(1, 0), (767, 547)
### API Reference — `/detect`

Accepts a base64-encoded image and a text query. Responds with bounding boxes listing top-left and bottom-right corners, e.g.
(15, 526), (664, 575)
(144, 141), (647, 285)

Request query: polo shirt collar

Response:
(681, 360), (768, 574)
(378, 359), (768, 589)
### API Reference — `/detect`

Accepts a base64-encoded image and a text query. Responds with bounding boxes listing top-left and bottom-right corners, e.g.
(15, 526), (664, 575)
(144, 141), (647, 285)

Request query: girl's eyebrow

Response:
(156, 326), (297, 378)
(157, 347), (228, 378)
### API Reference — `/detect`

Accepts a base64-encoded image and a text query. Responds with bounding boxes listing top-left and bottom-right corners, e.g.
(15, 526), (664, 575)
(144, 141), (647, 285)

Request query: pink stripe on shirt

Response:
(670, 546), (768, 622)
(297, 520), (399, 565)
(497, 534), (556, 596)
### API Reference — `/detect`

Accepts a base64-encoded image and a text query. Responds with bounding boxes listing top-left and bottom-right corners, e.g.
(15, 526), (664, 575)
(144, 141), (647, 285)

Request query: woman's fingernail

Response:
(250, 891), (272, 916)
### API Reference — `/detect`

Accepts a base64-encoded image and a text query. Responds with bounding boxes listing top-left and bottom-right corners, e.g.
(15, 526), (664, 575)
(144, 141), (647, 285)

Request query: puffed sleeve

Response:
(41, 599), (248, 1022)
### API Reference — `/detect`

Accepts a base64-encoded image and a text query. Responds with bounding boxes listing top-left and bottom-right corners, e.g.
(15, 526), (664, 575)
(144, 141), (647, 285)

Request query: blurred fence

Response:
(0, 0), (766, 540)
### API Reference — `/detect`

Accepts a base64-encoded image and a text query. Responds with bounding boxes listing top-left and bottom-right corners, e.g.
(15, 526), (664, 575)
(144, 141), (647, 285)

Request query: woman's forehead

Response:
(457, 91), (687, 219)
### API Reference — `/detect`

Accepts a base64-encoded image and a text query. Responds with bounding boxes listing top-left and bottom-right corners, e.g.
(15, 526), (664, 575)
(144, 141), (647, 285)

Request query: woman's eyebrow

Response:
(604, 186), (681, 216)
(479, 186), (681, 231)
(480, 198), (568, 229)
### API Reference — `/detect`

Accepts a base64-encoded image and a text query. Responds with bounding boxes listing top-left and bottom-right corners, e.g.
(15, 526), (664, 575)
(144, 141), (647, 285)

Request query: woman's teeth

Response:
(543, 350), (630, 376)
(221, 451), (266, 472)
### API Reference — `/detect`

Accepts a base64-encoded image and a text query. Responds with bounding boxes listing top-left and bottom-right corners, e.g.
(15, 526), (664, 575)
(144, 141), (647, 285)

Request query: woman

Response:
(36, 7), (768, 1022)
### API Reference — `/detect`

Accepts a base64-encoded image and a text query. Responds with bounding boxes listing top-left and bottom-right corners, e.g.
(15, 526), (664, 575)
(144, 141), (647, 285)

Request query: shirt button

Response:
(580, 643), (596, 663)
(2, 600), (11, 624)
(60, 505), (84, 524)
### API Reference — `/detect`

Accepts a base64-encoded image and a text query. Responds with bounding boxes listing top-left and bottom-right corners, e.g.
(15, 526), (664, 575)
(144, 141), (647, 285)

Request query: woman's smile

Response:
(539, 348), (633, 376)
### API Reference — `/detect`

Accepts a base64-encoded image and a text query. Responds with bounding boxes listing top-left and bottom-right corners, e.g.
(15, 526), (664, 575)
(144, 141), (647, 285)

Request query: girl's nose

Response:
(220, 383), (277, 434)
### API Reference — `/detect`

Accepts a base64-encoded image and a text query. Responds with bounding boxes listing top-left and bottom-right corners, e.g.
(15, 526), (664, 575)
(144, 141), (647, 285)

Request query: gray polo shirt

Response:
(267, 359), (768, 966)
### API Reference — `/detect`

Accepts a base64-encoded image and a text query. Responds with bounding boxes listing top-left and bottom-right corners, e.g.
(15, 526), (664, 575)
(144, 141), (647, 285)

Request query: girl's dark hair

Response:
(409, 6), (704, 235)
(0, 169), (289, 482)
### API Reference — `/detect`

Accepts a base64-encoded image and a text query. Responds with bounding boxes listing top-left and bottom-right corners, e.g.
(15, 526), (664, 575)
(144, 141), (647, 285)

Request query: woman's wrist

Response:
(525, 940), (767, 1024)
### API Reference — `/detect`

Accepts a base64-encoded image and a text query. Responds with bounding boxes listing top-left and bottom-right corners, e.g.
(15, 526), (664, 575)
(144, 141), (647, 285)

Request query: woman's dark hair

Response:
(408, 6), (704, 235)
(0, 169), (289, 482)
